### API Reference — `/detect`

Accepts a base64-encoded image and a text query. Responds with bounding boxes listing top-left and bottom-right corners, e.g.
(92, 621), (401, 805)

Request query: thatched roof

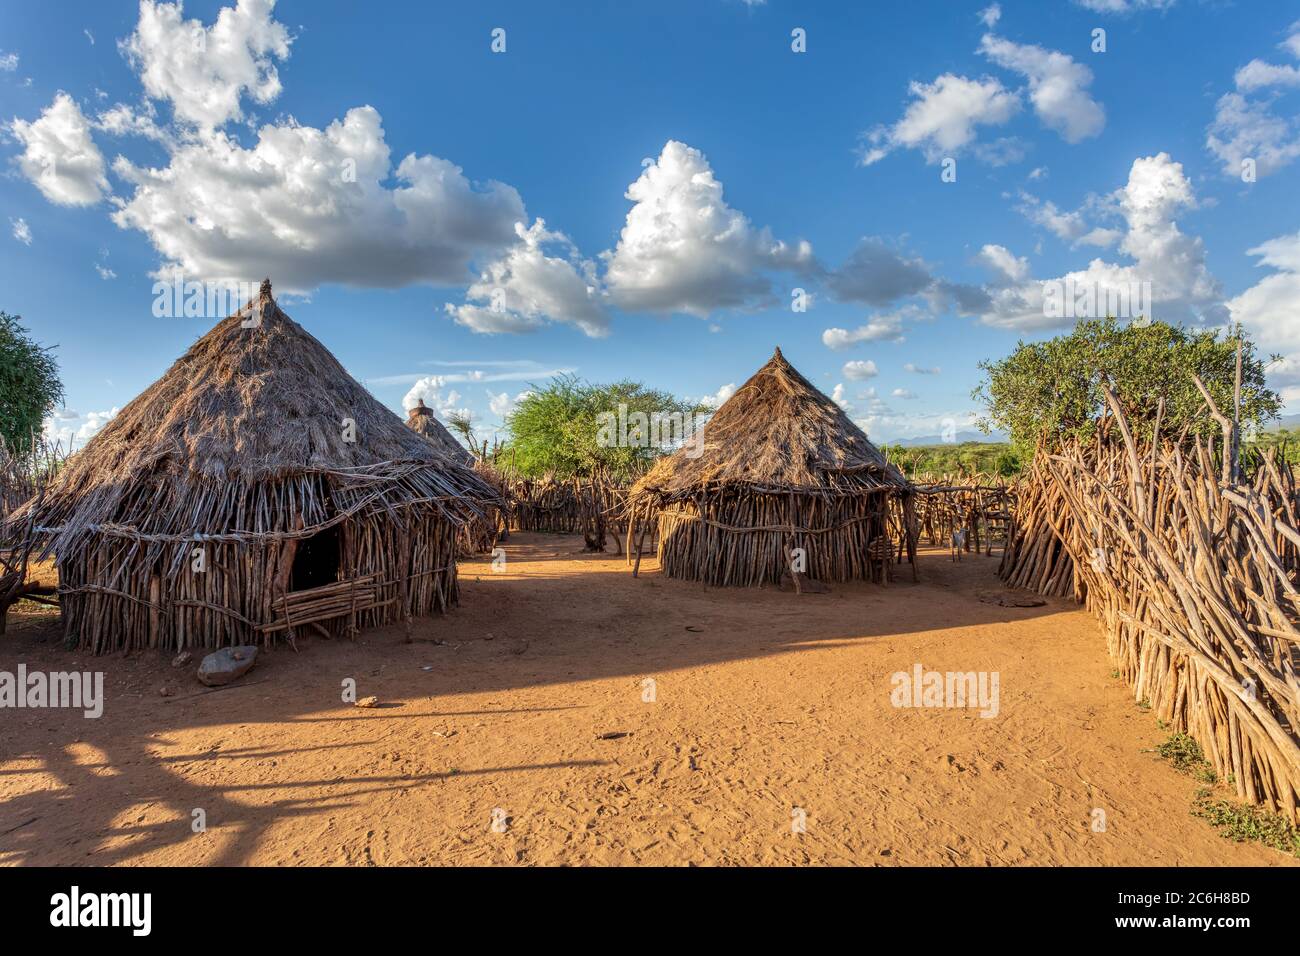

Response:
(406, 399), (474, 465)
(630, 347), (911, 501)
(10, 280), (499, 554)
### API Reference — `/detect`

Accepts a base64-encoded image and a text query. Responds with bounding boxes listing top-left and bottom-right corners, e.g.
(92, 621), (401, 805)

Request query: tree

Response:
(0, 313), (63, 457)
(974, 318), (1280, 450)
(502, 374), (703, 480)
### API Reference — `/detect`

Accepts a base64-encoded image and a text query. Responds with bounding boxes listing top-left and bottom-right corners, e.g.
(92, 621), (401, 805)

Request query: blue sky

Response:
(3, 0), (1299, 447)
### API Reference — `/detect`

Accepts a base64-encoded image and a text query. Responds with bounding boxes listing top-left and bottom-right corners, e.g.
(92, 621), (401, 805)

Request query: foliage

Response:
(501, 374), (703, 480)
(0, 312), (63, 457)
(973, 318), (1280, 450)
(1193, 790), (1300, 856)
(881, 441), (1021, 478)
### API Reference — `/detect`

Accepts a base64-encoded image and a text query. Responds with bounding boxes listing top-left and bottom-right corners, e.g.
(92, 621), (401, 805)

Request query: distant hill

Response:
(894, 430), (1007, 447)
(1266, 414), (1300, 432)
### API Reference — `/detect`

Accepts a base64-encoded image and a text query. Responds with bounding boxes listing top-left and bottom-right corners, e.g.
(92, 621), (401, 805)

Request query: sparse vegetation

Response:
(1193, 790), (1300, 856)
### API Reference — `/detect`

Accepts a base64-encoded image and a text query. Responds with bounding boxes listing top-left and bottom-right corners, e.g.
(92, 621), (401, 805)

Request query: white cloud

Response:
(903, 363), (941, 375)
(10, 218), (32, 245)
(120, 0), (292, 129)
(979, 4), (1001, 28)
(1206, 23), (1300, 178)
(95, 100), (169, 143)
(43, 407), (119, 447)
(977, 243), (1030, 284)
(95, 263), (117, 280)
(10, 92), (109, 206)
(0, 52), (17, 71)
(891, 388), (918, 400)
(84, 30), (95, 46)
(1229, 231), (1300, 360)
(1016, 190), (1121, 248)
(861, 73), (1020, 165)
(487, 388), (532, 420)
(446, 219), (608, 337)
(604, 140), (813, 316)
(112, 105), (526, 292)
(842, 359), (879, 380)
(699, 382), (736, 410)
(821, 309), (910, 350)
(979, 153), (1225, 330)
(402, 377), (469, 422)
(831, 383), (853, 412)
(979, 33), (1105, 143)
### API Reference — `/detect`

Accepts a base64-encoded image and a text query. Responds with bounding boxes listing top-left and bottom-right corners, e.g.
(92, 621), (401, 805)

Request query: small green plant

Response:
(1192, 790), (1300, 856)
(1152, 732), (1218, 783)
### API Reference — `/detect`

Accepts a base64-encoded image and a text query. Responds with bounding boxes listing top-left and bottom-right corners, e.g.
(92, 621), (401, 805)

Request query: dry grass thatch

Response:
(627, 348), (916, 586)
(6, 280), (501, 653)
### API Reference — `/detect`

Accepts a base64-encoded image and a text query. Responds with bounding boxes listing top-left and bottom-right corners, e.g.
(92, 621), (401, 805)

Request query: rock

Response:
(196, 645), (259, 687)
(159, 684), (175, 698)
(778, 571), (831, 594)
(171, 651), (193, 669)
(355, 696), (380, 708)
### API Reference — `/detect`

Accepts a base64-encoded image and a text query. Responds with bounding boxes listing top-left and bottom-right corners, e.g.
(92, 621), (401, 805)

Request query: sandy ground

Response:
(0, 534), (1292, 867)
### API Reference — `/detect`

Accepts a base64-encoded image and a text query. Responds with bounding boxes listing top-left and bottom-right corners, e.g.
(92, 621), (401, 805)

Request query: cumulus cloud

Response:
(978, 33), (1105, 143)
(891, 388), (918, 400)
(43, 407), (120, 447)
(487, 388), (532, 420)
(830, 383), (853, 412)
(979, 153), (1225, 330)
(1016, 190), (1121, 248)
(402, 377), (469, 422)
(699, 382), (737, 410)
(604, 140), (813, 316)
(978, 4), (1001, 28)
(821, 314), (906, 350)
(112, 105), (526, 292)
(10, 218), (32, 245)
(1207, 23), (1300, 178)
(0, 52), (17, 71)
(842, 359), (879, 380)
(1229, 231), (1300, 360)
(10, 92), (109, 206)
(860, 74), (1020, 165)
(446, 219), (608, 337)
(120, 0), (292, 129)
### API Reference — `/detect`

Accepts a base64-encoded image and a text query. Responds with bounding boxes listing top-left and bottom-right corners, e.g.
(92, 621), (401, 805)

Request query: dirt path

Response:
(0, 534), (1291, 866)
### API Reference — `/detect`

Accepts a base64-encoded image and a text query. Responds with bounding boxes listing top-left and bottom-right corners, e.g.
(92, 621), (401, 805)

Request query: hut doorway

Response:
(291, 526), (341, 592)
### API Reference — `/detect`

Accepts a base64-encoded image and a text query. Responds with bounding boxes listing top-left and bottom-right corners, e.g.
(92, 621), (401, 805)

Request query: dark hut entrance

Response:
(291, 526), (341, 592)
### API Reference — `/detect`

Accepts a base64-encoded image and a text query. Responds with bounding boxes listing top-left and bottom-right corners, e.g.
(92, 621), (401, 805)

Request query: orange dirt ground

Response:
(0, 534), (1293, 866)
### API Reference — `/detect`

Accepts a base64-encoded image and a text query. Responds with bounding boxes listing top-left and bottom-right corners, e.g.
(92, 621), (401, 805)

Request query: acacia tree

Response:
(974, 318), (1280, 450)
(502, 374), (702, 480)
(0, 313), (63, 457)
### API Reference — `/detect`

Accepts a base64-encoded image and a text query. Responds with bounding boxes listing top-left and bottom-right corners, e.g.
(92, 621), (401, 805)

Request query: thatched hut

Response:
(626, 348), (915, 586)
(7, 280), (498, 654)
(405, 399), (474, 465)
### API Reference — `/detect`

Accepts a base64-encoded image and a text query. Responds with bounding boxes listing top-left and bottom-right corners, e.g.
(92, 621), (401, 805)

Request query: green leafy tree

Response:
(502, 374), (703, 480)
(974, 318), (1280, 450)
(0, 313), (63, 457)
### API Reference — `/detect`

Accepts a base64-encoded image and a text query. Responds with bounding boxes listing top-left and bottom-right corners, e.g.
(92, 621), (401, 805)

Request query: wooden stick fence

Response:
(1004, 389), (1300, 821)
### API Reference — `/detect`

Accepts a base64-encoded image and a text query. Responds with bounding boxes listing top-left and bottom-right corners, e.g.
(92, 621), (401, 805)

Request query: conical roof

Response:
(12, 280), (498, 550)
(406, 398), (474, 465)
(631, 347), (910, 500)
